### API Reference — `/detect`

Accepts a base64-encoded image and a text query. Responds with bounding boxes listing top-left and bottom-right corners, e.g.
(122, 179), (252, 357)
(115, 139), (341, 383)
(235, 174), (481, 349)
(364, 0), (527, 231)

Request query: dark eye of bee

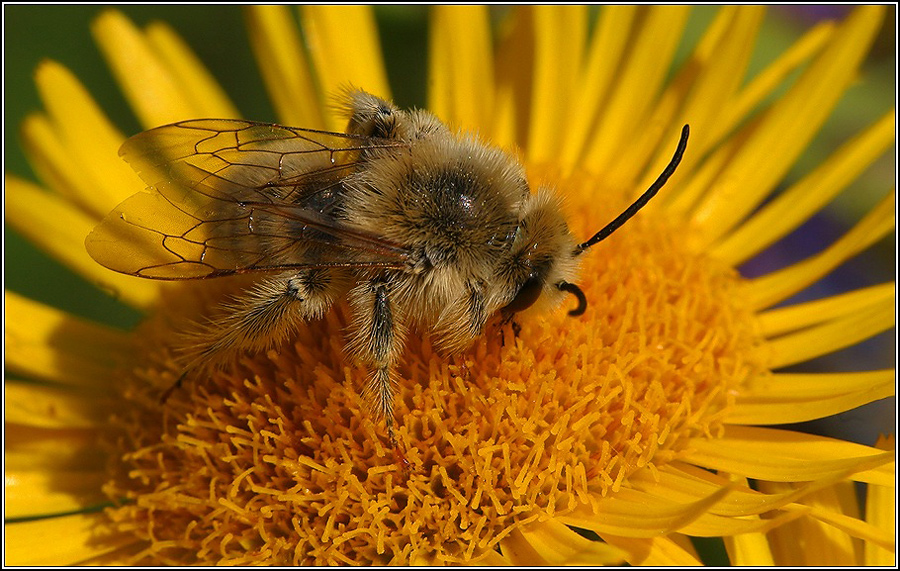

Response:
(502, 273), (543, 314)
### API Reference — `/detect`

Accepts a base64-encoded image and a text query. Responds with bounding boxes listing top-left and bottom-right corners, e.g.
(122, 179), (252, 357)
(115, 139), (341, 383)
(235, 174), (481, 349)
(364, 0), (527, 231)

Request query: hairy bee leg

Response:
(433, 279), (489, 355)
(348, 275), (406, 444)
(179, 269), (345, 373)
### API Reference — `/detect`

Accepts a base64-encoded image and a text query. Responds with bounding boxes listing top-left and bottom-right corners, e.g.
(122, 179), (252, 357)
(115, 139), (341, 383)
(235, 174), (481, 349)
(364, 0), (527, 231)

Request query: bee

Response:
(86, 90), (689, 444)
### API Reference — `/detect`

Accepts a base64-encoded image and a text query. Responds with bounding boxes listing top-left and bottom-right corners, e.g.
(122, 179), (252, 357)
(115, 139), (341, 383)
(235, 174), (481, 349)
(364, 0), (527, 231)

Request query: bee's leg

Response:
(433, 279), (489, 355)
(177, 268), (347, 377)
(347, 275), (406, 445)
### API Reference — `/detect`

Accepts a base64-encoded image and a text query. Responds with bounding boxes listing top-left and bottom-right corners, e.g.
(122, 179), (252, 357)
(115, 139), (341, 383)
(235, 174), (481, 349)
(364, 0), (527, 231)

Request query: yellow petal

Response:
(766, 303), (895, 368)
(429, 5), (494, 132)
(4, 179), (162, 310)
(758, 483), (846, 565)
(301, 5), (390, 130)
(729, 370), (894, 425)
(92, 9), (197, 127)
(631, 461), (849, 518)
(5, 422), (105, 473)
(716, 20), (836, 145)
(493, 7), (536, 149)
(5, 380), (111, 428)
(682, 426), (894, 486)
(757, 282), (895, 337)
(723, 521), (776, 566)
(556, 485), (731, 538)
(630, 7), (764, 196)
(673, 7), (764, 158)
(497, 526), (550, 565)
(5, 468), (107, 519)
(243, 5), (324, 128)
(739, 369), (894, 400)
(517, 518), (626, 565)
(601, 535), (703, 566)
(690, 6), (885, 245)
(19, 112), (97, 211)
(807, 499), (894, 553)
(527, 6), (587, 163)
(145, 21), (241, 119)
(4, 291), (127, 388)
(714, 110), (896, 265)
(583, 6), (690, 176)
(30, 60), (140, 216)
(560, 5), (638, 168)
(747, 191), (895, 310)
(865, 436), (897, 565)
(4, 512), (135, 566)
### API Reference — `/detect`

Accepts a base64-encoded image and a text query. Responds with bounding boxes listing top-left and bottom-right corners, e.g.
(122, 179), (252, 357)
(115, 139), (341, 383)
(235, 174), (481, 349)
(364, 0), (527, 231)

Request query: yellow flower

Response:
(5, 5), (895, 566)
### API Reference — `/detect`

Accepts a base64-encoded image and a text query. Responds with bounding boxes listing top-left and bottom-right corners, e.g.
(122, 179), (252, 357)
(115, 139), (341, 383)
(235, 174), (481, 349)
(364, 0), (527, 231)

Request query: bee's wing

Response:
(86, 119), (410, 279)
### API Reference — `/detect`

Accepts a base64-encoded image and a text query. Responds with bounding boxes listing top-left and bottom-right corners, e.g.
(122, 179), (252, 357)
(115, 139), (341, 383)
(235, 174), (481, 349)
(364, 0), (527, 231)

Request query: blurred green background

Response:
(4, 5), (895, 455)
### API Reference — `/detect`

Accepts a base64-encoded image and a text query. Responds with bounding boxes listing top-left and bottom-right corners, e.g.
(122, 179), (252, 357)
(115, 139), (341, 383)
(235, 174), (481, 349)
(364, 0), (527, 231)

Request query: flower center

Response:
(102, 169), (764, 565)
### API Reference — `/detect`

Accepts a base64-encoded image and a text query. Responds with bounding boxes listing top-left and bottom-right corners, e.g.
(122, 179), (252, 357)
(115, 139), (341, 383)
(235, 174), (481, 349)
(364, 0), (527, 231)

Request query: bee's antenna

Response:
(575, 124), (689, 254)
(557, 282), (587, 316)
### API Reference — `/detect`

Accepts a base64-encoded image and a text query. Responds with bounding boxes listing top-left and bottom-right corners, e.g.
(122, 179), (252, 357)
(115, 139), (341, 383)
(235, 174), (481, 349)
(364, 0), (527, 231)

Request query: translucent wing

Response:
(86, 119), (410, 279)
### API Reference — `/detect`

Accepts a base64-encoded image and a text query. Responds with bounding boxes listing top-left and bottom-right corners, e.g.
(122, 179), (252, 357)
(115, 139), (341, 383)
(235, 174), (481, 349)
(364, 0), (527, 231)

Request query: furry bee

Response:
(86, 90), (688, 443)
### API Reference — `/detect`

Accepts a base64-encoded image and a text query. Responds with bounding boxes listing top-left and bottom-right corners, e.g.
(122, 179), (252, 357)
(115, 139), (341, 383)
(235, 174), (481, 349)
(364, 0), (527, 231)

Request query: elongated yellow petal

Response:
(5, 177), (162, 310)
(5, 381), (111, 428)
(690, 6), (885, 245)
(600, 535), (703, 566)
(682, 426), (894, 486)
(497, 527), (550, 565)
(301, 5), (390, 130)
(723, 516), (776, 565)
(865, 436), (896, 565)
(92, 10), (197, 127)
(679, 505), (807, 537)
(714, 110), (896, 265)
(517, 518), (626, 565)
(633, 7), (764, 195)
(4, 291), (128, 388)
(527, 5), (587, 163)
(244, 5), (324, 128)
(806, 501), (895, 553)
(747, 191), (895, 310)
(757, 282), (894, 337)
(583, 6), (690, 176)
(4, 422), (105, 473)
(145, 21), (240, 119)
(493, 7), (536, 149)
(19, 112), (99, 213)
(630, 461), (856, 519)
(556, 485), (731, 538)
(716, 20), (835, 144)
(729, 370), (894, 425)
(4, 513), (135, 566)
(606, 6), (737, 195)
(30, 61), (141, 215)
(560, 5), (638, 168)
(766, 303), (895, 368)
(739, 369), (894, 400)
(760, 483), (856, 565)
(5, 468), (107, 519)
(429, 6), (493, 132)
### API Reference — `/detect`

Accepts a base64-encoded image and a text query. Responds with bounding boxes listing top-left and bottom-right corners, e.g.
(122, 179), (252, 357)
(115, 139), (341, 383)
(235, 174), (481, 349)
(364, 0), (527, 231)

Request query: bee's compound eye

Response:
(502, 275), (543, 315)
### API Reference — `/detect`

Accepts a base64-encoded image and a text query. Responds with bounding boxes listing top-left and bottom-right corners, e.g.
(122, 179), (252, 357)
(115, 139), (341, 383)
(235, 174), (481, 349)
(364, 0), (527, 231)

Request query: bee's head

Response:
(499, 187), (584, 318)
(501, 124), (689, 320)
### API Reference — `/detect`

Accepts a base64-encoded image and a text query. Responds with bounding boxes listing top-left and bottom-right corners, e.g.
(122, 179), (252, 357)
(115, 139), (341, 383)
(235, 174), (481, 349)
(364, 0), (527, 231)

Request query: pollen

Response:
(101, 169), (767, 565)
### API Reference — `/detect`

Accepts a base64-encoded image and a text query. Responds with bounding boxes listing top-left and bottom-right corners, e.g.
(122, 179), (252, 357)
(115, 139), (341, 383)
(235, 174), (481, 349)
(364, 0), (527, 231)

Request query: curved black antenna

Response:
(576, 124), (690, 254)
(557, 281), (587, 316)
